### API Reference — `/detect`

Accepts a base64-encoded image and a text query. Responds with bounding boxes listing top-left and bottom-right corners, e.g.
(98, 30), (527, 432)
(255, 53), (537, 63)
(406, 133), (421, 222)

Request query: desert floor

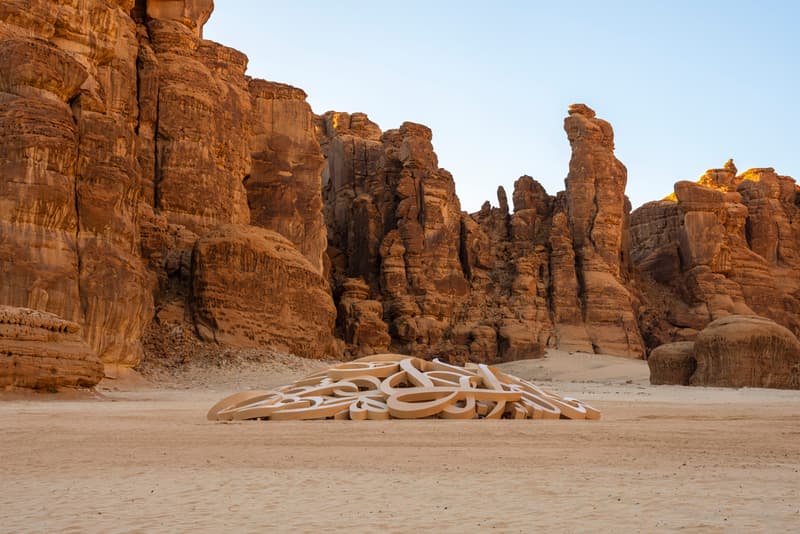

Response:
(1, 351), (798, 533)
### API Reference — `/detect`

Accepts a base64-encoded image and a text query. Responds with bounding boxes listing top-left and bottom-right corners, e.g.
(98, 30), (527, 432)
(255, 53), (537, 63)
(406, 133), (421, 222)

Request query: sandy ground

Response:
(1, 350), (799, 533)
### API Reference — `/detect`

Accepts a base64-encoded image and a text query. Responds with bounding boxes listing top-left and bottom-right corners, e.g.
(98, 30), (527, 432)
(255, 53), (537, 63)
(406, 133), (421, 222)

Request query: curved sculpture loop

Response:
(207, 354), (601, 421)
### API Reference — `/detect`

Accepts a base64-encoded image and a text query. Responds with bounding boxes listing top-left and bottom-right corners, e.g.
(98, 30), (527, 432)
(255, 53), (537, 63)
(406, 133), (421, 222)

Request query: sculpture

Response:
(208, 354), (601, 421)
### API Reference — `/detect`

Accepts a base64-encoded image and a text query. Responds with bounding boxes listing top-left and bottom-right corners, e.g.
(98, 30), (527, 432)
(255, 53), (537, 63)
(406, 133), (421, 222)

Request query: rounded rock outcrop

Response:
(0, 306), (103, 390)
(691, 315), (800, 389)
(647, 342), (697, 386)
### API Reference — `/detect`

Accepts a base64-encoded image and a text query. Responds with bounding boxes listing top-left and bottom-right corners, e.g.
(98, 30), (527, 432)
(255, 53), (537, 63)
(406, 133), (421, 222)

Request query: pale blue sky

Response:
(205, 1), (799, 212)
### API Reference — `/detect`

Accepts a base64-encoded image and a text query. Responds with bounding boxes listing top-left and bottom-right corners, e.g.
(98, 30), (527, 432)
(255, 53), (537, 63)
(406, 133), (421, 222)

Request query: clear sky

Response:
(205, 1), (799, 213)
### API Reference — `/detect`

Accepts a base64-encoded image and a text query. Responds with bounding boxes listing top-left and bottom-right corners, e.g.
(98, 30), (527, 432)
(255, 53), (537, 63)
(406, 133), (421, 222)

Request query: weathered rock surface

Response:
(336, 278), (391, 354)
(320, 105), (644, 361)
(190, 225), (336, 358)
(0, 0), (336, 389)
(2, 0), (798, 387)
(562, 104), (644, 357)
(647, 315), (800, 389)
(691, 315), (800, 389)
(248, 80), (326, 273)
(0, 306), (103, 389)
(632, 161), (800, 349)
(145, 0), (213, 37)
(320, 113), (472, 359)
(647, 342), (697, 386)
(148, 18), (252, 232)
(0, 0), (155, 370)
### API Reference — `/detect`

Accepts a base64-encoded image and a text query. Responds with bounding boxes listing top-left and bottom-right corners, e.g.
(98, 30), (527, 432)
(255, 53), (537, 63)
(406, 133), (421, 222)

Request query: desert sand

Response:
(1, 350), (798, 533)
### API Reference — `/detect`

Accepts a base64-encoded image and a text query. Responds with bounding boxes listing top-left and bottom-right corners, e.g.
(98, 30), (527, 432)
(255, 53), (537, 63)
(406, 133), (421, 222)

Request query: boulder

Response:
(691, 315), (800, 389)
(0, 306), (103, 389)
(648, 342), (696, 385)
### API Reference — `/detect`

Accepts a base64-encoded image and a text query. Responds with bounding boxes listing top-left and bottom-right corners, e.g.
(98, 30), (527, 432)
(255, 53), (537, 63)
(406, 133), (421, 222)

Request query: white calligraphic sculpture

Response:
(208, 354), (601, 421)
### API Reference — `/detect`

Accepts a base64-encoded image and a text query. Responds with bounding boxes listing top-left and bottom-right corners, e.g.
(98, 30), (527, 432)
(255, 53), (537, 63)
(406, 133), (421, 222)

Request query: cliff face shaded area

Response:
(1, 1), (797, 388)
(0, 0), (334, 387)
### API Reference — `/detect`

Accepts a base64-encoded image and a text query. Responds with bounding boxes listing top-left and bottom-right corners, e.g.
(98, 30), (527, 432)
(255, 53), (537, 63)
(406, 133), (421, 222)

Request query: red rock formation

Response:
(147, 18), (251, 232)
(631, 161), (800, 348)
(190, 225), (336, 358)
(318, 111), (392, 293)
(321, 105), (644, 361)
(319, 113), (473, 359)
(248, 80), (326, 273)
(562, 104), (643, 357)
(647, 342), (696, 386)
(378, 122), (471, 356)
(0, 37), (84, 329)
(145, 0), (213, 37)
(336, 278), (391, 354)
(691, 315), (800, 389)
(2, 0), (797, 387)
(0, 0), (338, 388)
(142, 8), (337, 360)
(646, 315), (800, 390)
(460, 106), (645, 360)
(548, 208), (593, 352)
(0, 306), (103, 389)
(0, 0), (155, 372)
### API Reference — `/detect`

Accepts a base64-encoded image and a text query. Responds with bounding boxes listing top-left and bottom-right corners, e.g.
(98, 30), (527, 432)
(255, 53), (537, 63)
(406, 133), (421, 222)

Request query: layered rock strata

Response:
(190, 225), (336, 358)
(647, 315), (800, 390)
(561, 105), (643, 356)
(0, 0), (155, 370)
(632, 161), (800, 348)
(0, 0), (336, 388)
(320, 113), (472, 360)
(0, 306), (103, 389)
(247, 80), (327, 273)
(2, 0), (798, 388)
(320, 105), (644, 361)
(691, 315), (800, 389)
(647, 342), (696, 386)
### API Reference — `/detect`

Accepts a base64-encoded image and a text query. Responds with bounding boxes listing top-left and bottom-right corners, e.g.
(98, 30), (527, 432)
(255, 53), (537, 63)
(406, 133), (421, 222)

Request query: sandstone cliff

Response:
(1, 1), (797, 390)
(320, 105), (644, 362)
(0, 0), (335, 388)
(319, 112), (469, 359)
(632, 160), (800, 348)
(0, 0), (155, 372)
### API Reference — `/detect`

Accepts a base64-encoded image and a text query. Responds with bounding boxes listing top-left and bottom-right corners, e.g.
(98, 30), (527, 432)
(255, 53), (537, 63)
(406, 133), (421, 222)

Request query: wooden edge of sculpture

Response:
(207, 354), (602, 421)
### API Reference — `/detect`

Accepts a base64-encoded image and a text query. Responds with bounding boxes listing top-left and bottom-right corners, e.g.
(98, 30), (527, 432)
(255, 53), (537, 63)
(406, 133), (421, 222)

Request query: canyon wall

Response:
(320, 105), (644, 362)
(0, 1), (796, 388)
(632, 160), (800, 347)
(0, 0), (335, 387)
